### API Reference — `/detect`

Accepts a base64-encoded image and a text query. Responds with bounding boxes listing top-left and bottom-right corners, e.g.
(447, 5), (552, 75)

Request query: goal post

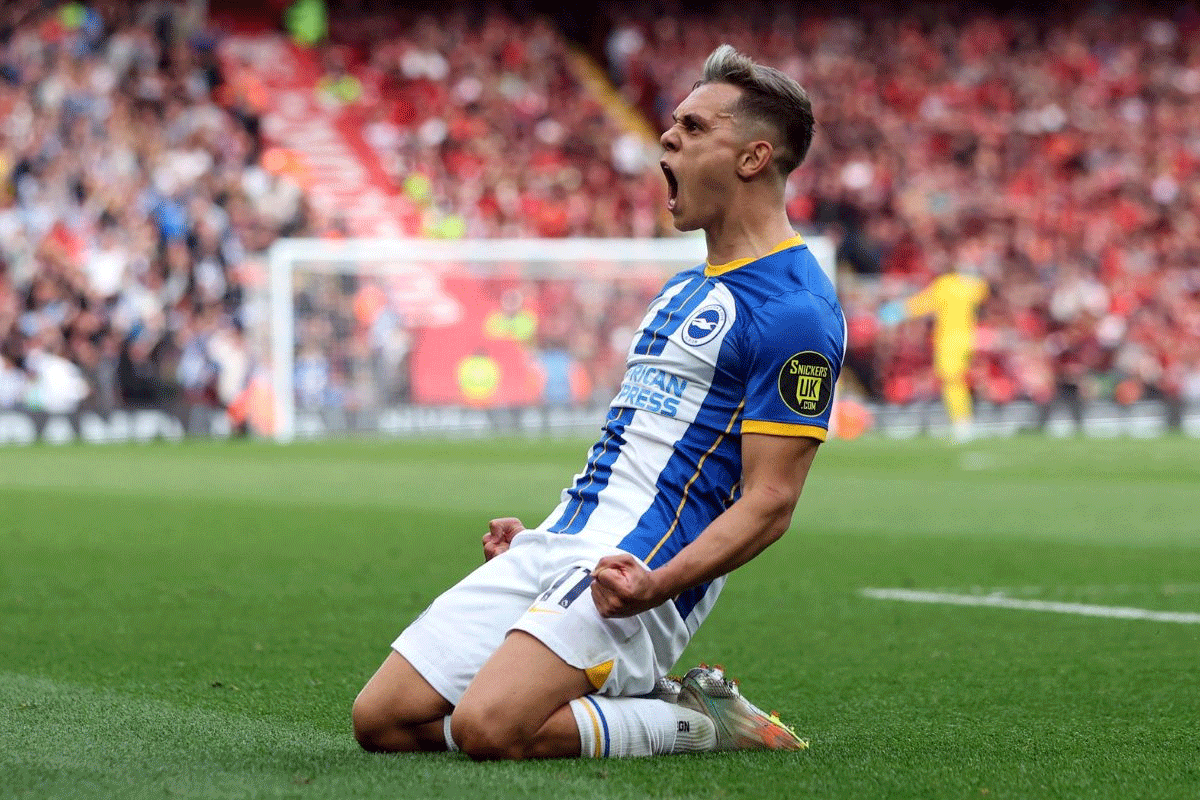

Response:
(266, 235), (834, 443)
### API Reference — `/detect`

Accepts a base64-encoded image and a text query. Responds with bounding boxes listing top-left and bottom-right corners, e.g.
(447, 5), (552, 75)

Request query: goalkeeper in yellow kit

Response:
(880, 258), (989, 441)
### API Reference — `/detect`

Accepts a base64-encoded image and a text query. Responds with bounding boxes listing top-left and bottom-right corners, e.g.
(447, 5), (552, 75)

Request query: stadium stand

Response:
(0, 0), (668, 430)
(2, 0), (1198, 434)
(0, 0), (284, 424)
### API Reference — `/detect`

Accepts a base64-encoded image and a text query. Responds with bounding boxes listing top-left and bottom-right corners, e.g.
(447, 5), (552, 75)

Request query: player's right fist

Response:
(482, 517), (525, 562)
(591, 553), (662, 618)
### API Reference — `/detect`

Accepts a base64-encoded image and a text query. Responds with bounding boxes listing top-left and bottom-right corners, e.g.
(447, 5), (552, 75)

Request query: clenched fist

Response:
(590, 553), (665, 617)
(482, 517), (525, 561)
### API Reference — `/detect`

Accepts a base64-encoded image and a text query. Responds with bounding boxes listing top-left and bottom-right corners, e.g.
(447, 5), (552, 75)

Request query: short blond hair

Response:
(697, 45), (814, 176)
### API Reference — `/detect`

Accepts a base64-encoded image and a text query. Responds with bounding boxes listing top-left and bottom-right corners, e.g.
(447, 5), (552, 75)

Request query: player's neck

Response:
(703, 207), (797, 268)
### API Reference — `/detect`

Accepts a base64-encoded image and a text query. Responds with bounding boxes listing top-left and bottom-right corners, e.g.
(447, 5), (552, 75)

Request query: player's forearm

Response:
(649, 486), (797, 600)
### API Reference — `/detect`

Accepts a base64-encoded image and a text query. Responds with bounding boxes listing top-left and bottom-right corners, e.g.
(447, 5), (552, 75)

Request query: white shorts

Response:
(392, 530), (691, 705)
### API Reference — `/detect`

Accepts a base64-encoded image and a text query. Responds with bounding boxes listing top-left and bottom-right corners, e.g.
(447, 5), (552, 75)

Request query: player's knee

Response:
(351, 694), (399, 753)
(450, 707), (528, 761)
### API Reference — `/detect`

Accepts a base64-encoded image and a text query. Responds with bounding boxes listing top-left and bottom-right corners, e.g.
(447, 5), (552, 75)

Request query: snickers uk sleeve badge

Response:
(777, 351), (834, 418)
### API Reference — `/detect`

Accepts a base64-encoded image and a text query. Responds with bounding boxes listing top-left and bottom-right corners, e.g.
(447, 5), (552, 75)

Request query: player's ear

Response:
(736, 140), (774, 179)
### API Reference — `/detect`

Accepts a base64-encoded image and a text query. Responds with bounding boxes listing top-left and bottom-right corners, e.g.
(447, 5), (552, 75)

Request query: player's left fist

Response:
(591, 553), (663, 618)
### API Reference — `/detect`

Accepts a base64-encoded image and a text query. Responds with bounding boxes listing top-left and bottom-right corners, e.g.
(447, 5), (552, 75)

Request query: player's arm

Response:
(902, 283), (939, 318)
(590, 432), (820, 617)
(879, 281), (938, 325)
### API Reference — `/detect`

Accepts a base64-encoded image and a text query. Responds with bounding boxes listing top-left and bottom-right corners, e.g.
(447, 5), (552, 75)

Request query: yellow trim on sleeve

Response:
(741, 420), (828, 441)
(585, 660), (614, 691)
(705, 234), (805, 276)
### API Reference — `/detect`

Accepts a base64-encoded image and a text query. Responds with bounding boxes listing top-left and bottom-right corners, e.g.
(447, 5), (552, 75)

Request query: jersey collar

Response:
(704, 233), (805, 277)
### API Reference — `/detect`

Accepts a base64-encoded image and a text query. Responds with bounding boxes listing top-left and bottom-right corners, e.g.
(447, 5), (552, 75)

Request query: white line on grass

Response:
(924, 583), (1200, 597)
(861, 588), (1200, 624)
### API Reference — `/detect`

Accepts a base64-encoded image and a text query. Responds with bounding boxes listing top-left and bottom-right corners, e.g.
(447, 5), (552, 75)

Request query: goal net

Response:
(266, 236), (833, 443)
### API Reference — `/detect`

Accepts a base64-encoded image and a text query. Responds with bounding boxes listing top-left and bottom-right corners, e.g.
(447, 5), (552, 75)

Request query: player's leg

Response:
(935, 345), (974, 440)
(353, 536), (803, 759)
(448, 630), (591, 759)
(450, 631), (806, 759)
(448, 561), (723, 760)
(352, 533), (547, 753)
(352, 651), (453, 752)
(942, 373), (972, 423)
(451, 629), (723, 760)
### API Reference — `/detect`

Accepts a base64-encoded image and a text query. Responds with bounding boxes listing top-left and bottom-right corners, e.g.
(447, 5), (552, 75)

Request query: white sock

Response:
(443, 715), (458, 752)
(569, 696), (716, 757)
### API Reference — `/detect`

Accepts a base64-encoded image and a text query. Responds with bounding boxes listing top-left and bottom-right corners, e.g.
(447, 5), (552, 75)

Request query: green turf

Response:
(2, 436), (1198, 799)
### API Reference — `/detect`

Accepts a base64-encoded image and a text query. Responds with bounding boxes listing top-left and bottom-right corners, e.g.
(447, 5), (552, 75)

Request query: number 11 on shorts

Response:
(533, 566), (593, 612)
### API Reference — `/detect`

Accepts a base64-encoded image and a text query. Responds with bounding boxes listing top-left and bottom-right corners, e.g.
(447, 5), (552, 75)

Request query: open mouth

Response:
(661, 162), (678, 210)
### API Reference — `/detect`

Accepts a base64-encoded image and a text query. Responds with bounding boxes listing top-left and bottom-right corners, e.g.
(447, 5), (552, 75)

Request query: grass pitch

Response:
(2, 435), (1198, 799)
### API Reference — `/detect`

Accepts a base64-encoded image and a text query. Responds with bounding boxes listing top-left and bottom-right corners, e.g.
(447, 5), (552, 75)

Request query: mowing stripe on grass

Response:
(861, 588), (1200, 624)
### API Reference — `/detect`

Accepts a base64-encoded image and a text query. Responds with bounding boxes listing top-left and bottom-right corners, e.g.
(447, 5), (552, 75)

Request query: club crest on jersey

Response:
(778, 351), (833, 417)
(682, 304), (727, 346)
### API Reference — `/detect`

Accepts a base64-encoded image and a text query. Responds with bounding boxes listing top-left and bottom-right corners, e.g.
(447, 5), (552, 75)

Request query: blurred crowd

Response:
(4, 0), (1200, 428)
(0, 0), (320, 421)
(345, 9), (668, 239)
(276, 4), (675, 414)
(604, 1), (1200, 415)
(0, 0), (671, 422)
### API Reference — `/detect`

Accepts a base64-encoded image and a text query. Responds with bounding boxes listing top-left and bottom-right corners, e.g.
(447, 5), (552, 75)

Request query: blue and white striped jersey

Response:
(535, 235), (845, 630)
